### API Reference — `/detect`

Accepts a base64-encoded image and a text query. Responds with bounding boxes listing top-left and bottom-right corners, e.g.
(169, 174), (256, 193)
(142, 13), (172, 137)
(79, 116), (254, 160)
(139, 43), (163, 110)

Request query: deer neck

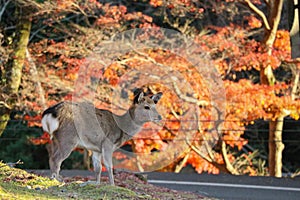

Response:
(115, 107), (143, 137)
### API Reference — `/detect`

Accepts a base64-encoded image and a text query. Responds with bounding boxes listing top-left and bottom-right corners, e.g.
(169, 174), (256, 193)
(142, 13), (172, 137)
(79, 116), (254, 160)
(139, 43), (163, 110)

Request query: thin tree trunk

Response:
(260, 0), (283, 86)
(0, 110), (10, 137)
(0, 9), (31, 136)
(260, 0), (285, 177)
(268, 114), (286, 177)
(175, 150), (190, 173)
(291, 68), (299, 101)
(221, 141), (239, 175)
(288, 0), (300, 59)
(289, 0), (300, 101)
(268, 109), (290, 176)
(6, 19), (31, 93)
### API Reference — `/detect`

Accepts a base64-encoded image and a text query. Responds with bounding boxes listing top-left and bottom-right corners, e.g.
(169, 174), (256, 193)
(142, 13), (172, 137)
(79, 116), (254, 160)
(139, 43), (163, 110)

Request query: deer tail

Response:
(41, 113), (59, 140)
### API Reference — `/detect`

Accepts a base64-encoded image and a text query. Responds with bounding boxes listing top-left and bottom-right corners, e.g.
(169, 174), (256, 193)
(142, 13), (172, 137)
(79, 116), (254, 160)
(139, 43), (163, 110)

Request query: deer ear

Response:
(134, 92), (144, 104)
(138, 92), (144, 103)
(151, 92), (163, 104)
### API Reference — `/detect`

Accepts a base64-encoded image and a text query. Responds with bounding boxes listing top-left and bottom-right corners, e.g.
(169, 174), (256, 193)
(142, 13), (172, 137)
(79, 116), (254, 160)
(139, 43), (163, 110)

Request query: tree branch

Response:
(174, 149), (191, 173)
(243, 0), (271, 30)
(170, 77), (210, 107)
(185, 138), (213, 163)
(0, 0), (11, 22)
(0, 101), (11, 109)
(221, 140), (239, 175)
(291, 66), (300, 101)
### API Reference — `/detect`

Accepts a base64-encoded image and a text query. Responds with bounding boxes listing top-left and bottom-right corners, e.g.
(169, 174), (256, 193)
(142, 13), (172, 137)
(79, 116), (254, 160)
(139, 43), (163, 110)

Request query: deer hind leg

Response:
(46, 136), (77, 181)
(92, 151), (102, 184)
(103, 146), (114, 185)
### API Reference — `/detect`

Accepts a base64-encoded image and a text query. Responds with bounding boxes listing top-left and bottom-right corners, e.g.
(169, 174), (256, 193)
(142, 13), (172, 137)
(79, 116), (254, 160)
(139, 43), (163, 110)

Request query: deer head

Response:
(130, 92), (163, 125)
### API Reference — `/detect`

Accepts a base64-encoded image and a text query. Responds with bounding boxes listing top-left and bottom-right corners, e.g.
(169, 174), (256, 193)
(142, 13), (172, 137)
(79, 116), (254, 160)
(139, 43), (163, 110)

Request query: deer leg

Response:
(46, 143), (61, 180)
(47, 137), (76, 182)
(103, 147), (114, 185)
(92, 151), (102, 184)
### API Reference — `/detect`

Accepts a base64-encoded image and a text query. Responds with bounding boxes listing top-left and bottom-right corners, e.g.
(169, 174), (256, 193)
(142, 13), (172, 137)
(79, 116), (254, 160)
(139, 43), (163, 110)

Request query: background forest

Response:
(0, 0), (300, 178)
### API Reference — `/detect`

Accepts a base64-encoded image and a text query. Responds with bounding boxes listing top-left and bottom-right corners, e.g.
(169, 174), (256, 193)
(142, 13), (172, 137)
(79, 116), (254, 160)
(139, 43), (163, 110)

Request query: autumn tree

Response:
(242, 0), (297, 177)
(1, 0), (300, 177)
(149, 0), (300, 176)
(0, 1), (32, 136)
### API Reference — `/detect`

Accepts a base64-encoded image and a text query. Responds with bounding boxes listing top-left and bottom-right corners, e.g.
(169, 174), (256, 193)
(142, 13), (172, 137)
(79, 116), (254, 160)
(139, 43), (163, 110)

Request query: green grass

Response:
(0, 162), (149, 200)
(0, 162), (213, 200)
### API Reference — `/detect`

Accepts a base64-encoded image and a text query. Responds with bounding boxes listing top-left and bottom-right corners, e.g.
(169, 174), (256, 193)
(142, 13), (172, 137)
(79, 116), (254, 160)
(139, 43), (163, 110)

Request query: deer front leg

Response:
(103, 146), (114, 185)
(92, 151), (102, 184)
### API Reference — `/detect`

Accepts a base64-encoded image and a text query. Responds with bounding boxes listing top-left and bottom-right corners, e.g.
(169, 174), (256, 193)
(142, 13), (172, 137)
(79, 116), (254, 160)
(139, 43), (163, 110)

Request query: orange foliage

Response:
(197, 26), (291, 73)
(24, 0), (300, 175)
(24, 115), (42, 127)
(187, 151), (220, 174)
(29, 132), (51, 145)
(245, 16), (262, 29)
(150, 0), (163, 7)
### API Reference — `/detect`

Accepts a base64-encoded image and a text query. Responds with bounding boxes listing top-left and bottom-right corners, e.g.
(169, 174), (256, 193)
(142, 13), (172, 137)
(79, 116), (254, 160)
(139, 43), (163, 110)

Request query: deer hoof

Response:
(51, 173), (63, 182)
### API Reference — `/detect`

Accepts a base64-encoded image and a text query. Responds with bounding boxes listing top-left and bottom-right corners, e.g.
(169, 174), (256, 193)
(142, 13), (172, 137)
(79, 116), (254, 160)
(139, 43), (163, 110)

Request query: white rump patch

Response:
(41, 114), (59, 139)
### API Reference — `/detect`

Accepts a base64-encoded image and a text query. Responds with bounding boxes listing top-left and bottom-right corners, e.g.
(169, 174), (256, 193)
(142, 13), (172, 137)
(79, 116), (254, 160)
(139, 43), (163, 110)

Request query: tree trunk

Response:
(0, 112), (10, 137)
(265, 0), (300, 177)
(268, 117), (284, 177)
(268, 109), (290, 177)
(288, 0), (300, 59)
(0, 8), (31, 136)
(261, 0), (285, 177)
(260, 0), (283, 86)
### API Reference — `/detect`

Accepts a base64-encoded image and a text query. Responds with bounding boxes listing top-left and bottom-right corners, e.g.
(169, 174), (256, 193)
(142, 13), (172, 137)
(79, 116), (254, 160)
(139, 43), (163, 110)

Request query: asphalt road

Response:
(146, 172), (300, 200)
(30, 170), (300, 200)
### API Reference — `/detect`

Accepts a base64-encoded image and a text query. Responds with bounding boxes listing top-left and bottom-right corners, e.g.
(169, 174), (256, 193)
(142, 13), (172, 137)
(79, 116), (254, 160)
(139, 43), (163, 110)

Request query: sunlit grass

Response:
(0, 162), (150, 199)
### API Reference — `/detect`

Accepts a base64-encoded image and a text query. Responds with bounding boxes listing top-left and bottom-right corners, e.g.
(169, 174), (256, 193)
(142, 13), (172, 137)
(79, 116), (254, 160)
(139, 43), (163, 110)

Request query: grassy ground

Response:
(0, 162), (215, 200)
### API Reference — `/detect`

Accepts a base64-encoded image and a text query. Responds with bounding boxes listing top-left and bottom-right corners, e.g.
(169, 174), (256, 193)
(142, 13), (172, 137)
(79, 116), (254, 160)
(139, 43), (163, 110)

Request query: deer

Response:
(41, 91), (163, 185)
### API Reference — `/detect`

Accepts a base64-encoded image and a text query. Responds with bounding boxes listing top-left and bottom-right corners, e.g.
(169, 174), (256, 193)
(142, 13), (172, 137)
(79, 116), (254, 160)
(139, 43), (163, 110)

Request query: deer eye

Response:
(144, 105), (150, 110)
